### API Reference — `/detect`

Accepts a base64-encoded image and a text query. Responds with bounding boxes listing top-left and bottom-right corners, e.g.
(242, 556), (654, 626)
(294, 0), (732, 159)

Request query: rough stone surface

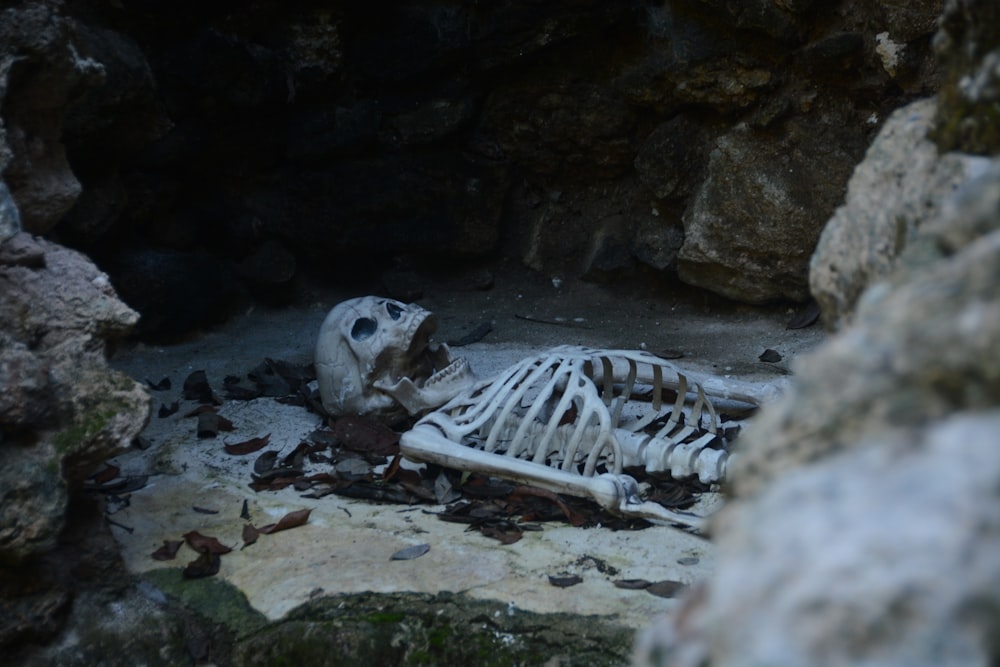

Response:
(639, 159), (1000, 667)
(0, 234), (149, 563)
(810, 97), (991, 329)
(678, 113), (867, 303)
(933, 0), (1000, 154)
(1, 0), (948, 334)
(639, 413), (1000, 667)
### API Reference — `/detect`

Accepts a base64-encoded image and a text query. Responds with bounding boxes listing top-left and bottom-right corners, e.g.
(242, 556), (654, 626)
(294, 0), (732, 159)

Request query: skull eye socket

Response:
(386, 302), (403, 320)
(351, 317), (377, 341)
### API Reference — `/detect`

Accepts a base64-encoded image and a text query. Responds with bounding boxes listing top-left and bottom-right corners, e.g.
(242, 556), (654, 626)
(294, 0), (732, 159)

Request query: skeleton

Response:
(315, 297), (781, 529)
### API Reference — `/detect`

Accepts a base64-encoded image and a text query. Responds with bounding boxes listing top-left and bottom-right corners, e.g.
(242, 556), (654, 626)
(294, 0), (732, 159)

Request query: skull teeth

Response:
(424, 357), (468, 387)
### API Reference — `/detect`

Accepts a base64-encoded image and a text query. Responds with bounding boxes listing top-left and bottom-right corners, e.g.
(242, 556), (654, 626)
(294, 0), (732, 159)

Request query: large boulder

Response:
(638, 133), (1000, 667)
(678, 112), (867, 303)
(810, 97), (990, 330)
(0, 233), (149, 563)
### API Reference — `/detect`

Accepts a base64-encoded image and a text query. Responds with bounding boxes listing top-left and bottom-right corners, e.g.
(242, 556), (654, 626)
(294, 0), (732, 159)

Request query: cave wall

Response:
(2, 0), (943, 336)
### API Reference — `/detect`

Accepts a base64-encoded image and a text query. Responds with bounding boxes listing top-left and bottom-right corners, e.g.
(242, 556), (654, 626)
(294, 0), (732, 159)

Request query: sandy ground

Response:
(106, 268), (824, 629)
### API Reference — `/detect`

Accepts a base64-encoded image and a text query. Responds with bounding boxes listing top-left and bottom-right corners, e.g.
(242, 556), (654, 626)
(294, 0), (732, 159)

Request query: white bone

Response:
(400, 346), (778, 529)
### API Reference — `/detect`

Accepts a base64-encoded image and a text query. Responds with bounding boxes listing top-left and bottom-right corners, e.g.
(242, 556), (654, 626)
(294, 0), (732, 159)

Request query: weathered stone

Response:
(480, 81), (637, 184)
(649, 413), (1000, 667)
(810, 98), (991, 330)
(0, 235), (148, 562)
(634, 115), (708, 201)
(0, 181), (22, 244)
(933, 0), (1000, 154)
(0, 1), (104, 233)
(679, 113), (867, 303)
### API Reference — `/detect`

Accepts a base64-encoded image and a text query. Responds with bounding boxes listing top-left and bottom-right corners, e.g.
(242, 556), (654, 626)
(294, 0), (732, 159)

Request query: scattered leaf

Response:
(786, 300), (820, 329)
(330, 416), (400, 456)
(254, 450), (279, 475)
(257, 508), (312, 535)
(182, 370), (218, 404)
(183, 551), (221, 579)
(548, 575), (583, 588)
(240, 499), (251, 520)
(509, 486), (586, 527)
(646, 580), (687, 598)
(151, 539), (183, 561)
(196, 411), (235, 438)
(90, 463), (120, 485)
(390, 543), (430, 561)
(758, 348), (782, 363)
(192, 506), (218, 515)
(480, 522), (523, 544)
(158, 401), (179, 418)
(613, 578), (652, 590)
(677, 557), (700, 566)
(224, 433), (271, 456)
(447, 321), (492, 347)
(241, 523), (260, 549)
(146, 377), (172, 391)
(183, 530), (232, 555)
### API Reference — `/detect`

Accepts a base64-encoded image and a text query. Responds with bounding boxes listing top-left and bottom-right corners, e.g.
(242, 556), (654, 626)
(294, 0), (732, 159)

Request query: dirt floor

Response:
(104, 265), (825, 636)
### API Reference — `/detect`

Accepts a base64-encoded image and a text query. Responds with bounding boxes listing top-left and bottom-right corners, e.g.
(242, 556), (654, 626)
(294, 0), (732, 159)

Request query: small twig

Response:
(514, 314), (592, 329)
(106, 516), (134, 534)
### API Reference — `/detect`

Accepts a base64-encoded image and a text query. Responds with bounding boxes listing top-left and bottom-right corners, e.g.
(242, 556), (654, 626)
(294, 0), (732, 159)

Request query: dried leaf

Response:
(330, 416), (400, 456)
(758, 348), (782, 363)
(390, 543), (430, 561)
(158, 401), (179, 418)
(146, 377), (172, 391)
(90, 463), (120, 485)
(613, 578), (652, 590)
(257, 508), (312, 535)
(254, 450), (279, 475)
(151, 539), (183, 561)
(786, 300), (820, 329)
(183, 530), (233, 555)
(548, 575), (583, 588)
(192, 506), (218, 515)
(240, 499), (251, 520)
(196, 411), (235, 438)
(480, 522), (523, 544)
(646, 580), (687, 598)
(241, 523), (260, 549)
(447, 321), (492, 347)
(224, 433), (271, 456)
(510, 486), (586, 527)
(182, 370), (218, 404)
(183, 552), (220, 579)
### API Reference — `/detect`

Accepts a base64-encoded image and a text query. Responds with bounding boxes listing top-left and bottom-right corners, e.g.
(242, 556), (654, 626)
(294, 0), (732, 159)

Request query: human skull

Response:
(314, 296), (475, 421)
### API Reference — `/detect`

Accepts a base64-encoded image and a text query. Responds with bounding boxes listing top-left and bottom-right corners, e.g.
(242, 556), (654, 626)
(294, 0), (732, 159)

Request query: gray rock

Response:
(810, 98), (991, 330)
(678, 115), (866, 303)
(0, 181), (20, 244)
(0, 235), (148, 562)
(679, 413), (1000, 667)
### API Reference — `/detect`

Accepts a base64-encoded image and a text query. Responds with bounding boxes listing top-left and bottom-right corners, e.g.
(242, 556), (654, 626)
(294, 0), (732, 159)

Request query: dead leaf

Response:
(330, 416), (400, 456)
(257, 508), (312, 535)
(786, 300), (820, 329)
(241, 523), (260, 549)
(254, 450), (279, 475)
(196, 411), (235, 438)
(224, 433), (271, 455)
(646, 580), (687, 598)
(182, 370), (218, 404)
(158, 401), (179, 418)
(758, 348), (782, 363)
(183, 530), (233, 555)
(90, 463), (120, 485)
(146, 377), (172, 391)
(548, 574), (583, 588)
(183, 552), (221, 579)
(151, 539), (183, 561)
(390, 543), (430, 561)
(613, 578), (652, 590)
(509, 486), (586, 527)
(192, 506), (218, 515)
(480, 522), (523, 544)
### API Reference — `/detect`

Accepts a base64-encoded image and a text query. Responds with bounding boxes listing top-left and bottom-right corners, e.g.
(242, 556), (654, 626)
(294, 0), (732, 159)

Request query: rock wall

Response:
(639, 0), (1000, 664)
(2, 0), (945, 336)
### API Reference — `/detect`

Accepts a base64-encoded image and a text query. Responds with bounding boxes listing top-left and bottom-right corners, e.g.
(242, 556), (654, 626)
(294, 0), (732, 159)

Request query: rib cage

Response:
(415, 346), (728, 481)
